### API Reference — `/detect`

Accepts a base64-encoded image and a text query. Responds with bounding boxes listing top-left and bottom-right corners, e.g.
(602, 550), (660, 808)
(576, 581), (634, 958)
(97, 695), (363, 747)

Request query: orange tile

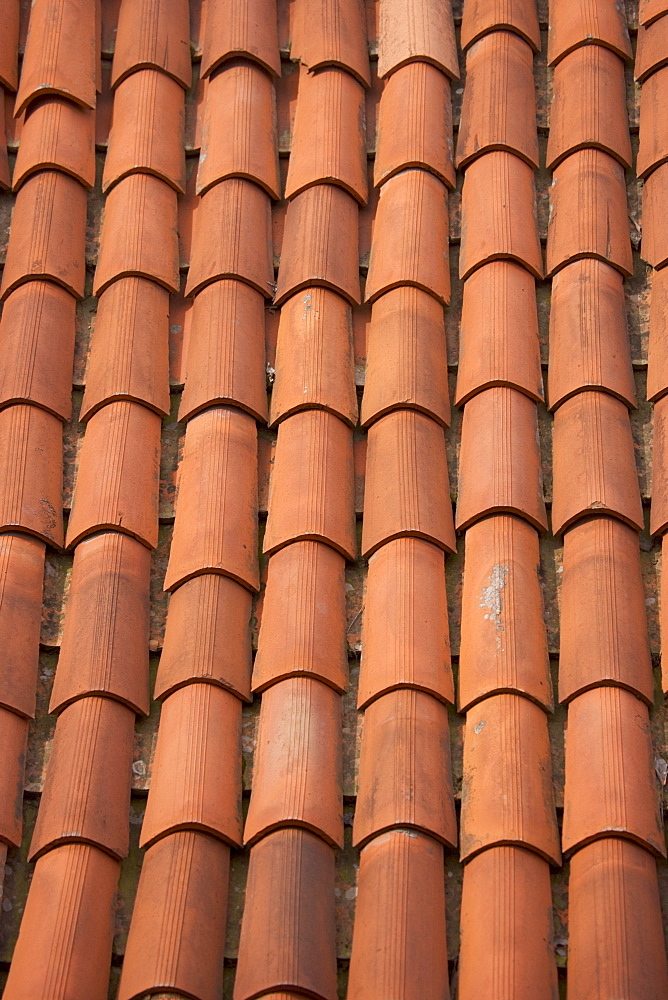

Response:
(29, 695), (135, 861)
(0, 534), (44, 718)
(185, 178), (273, 298)
(177, 157), (198, 268)
(118, 832), (229, 1000)
(347, 831), (449, 1000)
(253, 541), (348, 694)
(14, 0), (96, 115)
(354, 688), (456, 848)
(197, 61), (280, 199)
(562, 687), (665, 856)
(638, 67), (668, 178)
(460, 694), (561, 864)
(547, 0), (632, 66)
(374, 62), (455, 189)
(547, 259), (636, 410)
(285, 67), (367, 204)
(635, 17), (668, 83)
(0, 170), (87, 300)
(244, 676), (342, 847)
(80, 277), (171, 420)
(163, 406), (259, 592)
(50, 532), (151, 715)
(362, 285), (450, 426)
(66, 401), (161, 549)
(460, 0), (540, 51)
(234, 828), (337, 1000)
(640, 0), (668, 24)
(651, 395), (668, 534)
(93, 174), (180, 295)
(362, 409), (456, 557)
(559, 517), (654, 704)
(456, 261), (543, 406)
(551, 391), (643, 534)
(0, 1), (19, 91)
(274, 184), (361, 306)
(111, 0), (191, 89)
(641, 164), (668, 268)
(456, 387), (547, 532)
(291, 0), (370, 87)
(547, 46), (631, 169)
(270, 287), (357, 426)
(0, 707), (28, 845)
(101, 0), (121, 55)
(0, 404), (63, 547)
(12, 98), (96, 190)
(458, 847), (558, 1000)
(459, 151), (543, 280)
(457, 32), (538, 169)
(95, 56), (114, 147)
(377, 0), (458, 80)
(0, 281), (76, 419)
(263, 410), (356, 559)
(0, 110), (9, 190)
(200, 0), (281, 78)
(102, 69), (186, 193)
(649, 267), (668, 401)
(459, 515), (552, 711)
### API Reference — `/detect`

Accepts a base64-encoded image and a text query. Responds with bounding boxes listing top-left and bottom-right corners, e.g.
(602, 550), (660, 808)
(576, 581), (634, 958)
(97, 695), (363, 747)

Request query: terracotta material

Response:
(460, 693), (561, 864)
(0, 534), (44, 718)
(551, 391), (643, 534)
(243, 677), (343, 847)
(374, 62), (455, 189)
(360, 537), (453, 706)
(638, 66), (668, 177)
(651, 395), (668, 535)
(459, 515), (551, 711)
(362, 409), (456, 557)
(663, 536), (668, 692)
(200, 0), (281, 78)
(274, 184), (360, 306)
(635, 17), (668, 82)
(270, 287), (357, 426)
(156, 574), (253, 702)
(460, 0), (540, 51)
(0, 126), (9, 190)
(29, 696), (135, 861)
(640, 0), (668, 24)
(347, 831), (449, 1000)
(253, 541), (348, 693)
(14, 0), (96, 115)
(547, 259), (636, 409)
(0, 707), (28, 845)
(362, 285), (450, 427)
(547, 0), (632, 66)
(455, 261), (543, 406)
(547, 46), (631, 169)
(234, 829), (337, 1000)
(290, 0), (369, 87)
(197, 61), (280, 199)
(13, 98), (95, 190)
(559, 517), (654, 704)
(93, 173), (180, 295)
(562, 687), (665, 856)
(377, 0), (458, 79)
(649, 267), (668, 402)
(118, 831), (230, 1000)
(0, 170), (87, 300)
(163, 407), (259, 592)
(66, 401), (161, 549)
(0, 1), (19, 91)
(459, 152), (543, 280)
(141, 684), (242, 848)
(2, 844), (119, 1000)
(111, 0), (191, 89)
(263, 409), (356, 559)
(0, 281), (76, 419)
(102, 69), (186, 193)
(185, 179), (273, 299)
(50, 532), (151, 715)
(641, 164), (668, 269)
(179, 279), (268, 423)
(456, 32), (538, 169)
(458, 847), (558, 1000)
(567, 839), (668, 1000)
(364, 169), (450, 305)
(354, 688), (456, 848)
(456, 387), (547, 532)
(0, 405), (63, 547)
(80, 277), (171, 420)
(547, 149), (633, 277)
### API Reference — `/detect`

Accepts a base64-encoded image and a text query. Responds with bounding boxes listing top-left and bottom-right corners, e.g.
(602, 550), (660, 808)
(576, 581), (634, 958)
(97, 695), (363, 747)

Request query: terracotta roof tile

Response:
(461, 0), (540, 51)
(547, 0), (632, 67)
(0, 707), (29, 846)
(200, 0), (281, 79)
(460, 693), (561, 864)
(164, 406), (259, 592)
(359, 537), (453, 707)
(0, 404), (63, 547)
(551, 391), (643, 534)
(459, 151), (543, 280)
(253, 541), (348, 693)
(0, 112), (10, 190)
(562, 687), (665, 856)
(640, 0), (668, 24)
(648, 266), (668, 401)
(111, 0), (191, 89)
(635, 17), (668, 83)
(377, 0), (458, 80)
(650, 395), (668, 534)
(0, 533), (44, 718)
(12, 98), (96, 190)
(66, 401), (161, 548)
(362, 409), (456, 557)
(0, 1), (19, 92)
(641, 164), (668, 269)
(456, 32), (538, 170)
(291, 0), (370, 87)
(638, 67), (668, 179)
(197, 60), (280, 199)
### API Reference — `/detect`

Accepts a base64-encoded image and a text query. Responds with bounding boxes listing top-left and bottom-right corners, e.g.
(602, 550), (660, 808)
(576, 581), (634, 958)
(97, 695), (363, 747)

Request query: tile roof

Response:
(1, 1), (668, 999)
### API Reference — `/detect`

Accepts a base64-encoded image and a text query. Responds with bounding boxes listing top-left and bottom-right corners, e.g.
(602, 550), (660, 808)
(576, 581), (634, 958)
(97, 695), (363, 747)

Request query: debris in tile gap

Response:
(654, 757), (668, 786)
